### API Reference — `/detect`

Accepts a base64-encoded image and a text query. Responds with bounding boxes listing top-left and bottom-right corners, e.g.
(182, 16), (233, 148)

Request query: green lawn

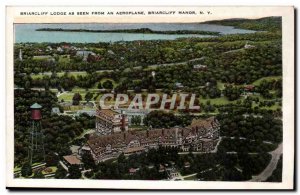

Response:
(103, 157), (118, 164)
(252, 102), (281, 110)
(217, 81), (225, 90)
(183, 174), (197, 180)
(59, 90), (112, 105)
(63, 72), (88, 78)
(252, 76), (282, 86)
(30, 74), (46, 79)
(89, 78), (118, 90)
(14, 162), (44, 173)
(75, 129), (95, 139)
(14, 166), (21, 172)
(31, 71), (88, 80)
(100, 78), (117, 87)
(71, 86), (89, 93)
(63, 104), (95, 111)
(59, 88), (99, 102)
(32, 162), (43, 166)
(42, 166), (57, 175)
(58, 92), (77, 101)
(58, 55), (70, 64)
(200, 96), (241, 105)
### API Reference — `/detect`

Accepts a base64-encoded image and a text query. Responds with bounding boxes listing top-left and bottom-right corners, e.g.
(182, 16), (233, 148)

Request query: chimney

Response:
(121, 110), (127, 131)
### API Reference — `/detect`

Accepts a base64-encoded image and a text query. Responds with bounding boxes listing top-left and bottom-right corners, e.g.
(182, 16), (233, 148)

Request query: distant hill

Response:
(203, 17), (282, 32)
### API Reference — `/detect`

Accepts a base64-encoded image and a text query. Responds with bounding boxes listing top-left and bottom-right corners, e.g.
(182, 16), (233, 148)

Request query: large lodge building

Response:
(95, 108), (129, 135)
(83, 108), (221, 163)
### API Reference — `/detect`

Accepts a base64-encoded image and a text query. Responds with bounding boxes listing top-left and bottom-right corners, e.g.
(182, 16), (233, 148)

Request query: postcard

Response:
(6, 6), (294, 190)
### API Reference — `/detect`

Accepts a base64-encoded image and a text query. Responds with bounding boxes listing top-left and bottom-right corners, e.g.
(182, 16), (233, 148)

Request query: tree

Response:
(144, 110), (191, 128)
(44, 80), (50, 91)
(85, 171), (94, 178)
(117, 153), (126, 163)
(72, 93), (82, 105)
(68, 164), (81, 179)
(33, 171), (45, 179)
(82, 152), (96, 170)
(55, 164), (67, 179)
(45, 153), (59, 167)
(24, 80), (31, 89)
(223, 85), (242, 101)
(102, 80), (113, 89)
(85, 92), (93, 103)
(97, 82), (102, 89)
(131, 116), (141, 125)
(87, 53), (96, 63)
(21, 161), (32, 177)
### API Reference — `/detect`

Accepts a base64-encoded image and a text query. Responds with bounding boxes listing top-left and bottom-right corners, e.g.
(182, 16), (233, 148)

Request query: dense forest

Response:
(204, 17), (282, 32)
(14, 16), (283, 181)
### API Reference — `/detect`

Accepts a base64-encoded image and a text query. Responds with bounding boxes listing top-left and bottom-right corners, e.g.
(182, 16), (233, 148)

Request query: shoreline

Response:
(36, 28), (220, 36)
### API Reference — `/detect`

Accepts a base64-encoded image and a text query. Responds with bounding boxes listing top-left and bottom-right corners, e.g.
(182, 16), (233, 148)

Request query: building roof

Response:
(70, 145), (80, 154)
(77, 110), (96, 116)
(63, 155), (82, 165)
(193, 64), (207, 69)
(129, 168), (137, 173)
(81, 145), (91, 151)
(159, 164), (165, 169)
(52, 107), (60, 113)
(30, 103), (42, 109)
(97, 109), (119, 117)
(124, 146), (145, 154)
(76, 50), (95, 56)
(244, 85), (255, 90)
(190, 117), (215, 129)
(88, 117), (220, 155)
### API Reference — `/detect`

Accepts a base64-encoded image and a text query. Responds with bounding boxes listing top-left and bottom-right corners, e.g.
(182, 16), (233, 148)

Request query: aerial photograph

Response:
(13, 17), (283, 182)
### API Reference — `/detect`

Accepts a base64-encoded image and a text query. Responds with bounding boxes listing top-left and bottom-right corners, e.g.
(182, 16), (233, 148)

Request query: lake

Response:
(14, 23), (256, 43)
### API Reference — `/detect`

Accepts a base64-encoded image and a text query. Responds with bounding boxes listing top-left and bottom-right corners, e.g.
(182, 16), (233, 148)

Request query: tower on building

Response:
(28, 103), (45, 165)
(19, 49), (23, 61)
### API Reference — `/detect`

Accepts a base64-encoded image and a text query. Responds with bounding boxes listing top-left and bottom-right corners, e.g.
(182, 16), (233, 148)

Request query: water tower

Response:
(28, 103), (45, 165)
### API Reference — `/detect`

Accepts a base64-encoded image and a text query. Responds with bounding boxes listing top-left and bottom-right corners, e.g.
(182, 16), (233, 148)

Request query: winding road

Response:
(250, 143), (283, 182)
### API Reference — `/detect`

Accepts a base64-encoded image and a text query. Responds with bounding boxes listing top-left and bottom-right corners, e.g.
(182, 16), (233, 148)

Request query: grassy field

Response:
(63, 104), (96, 112)
(58, 91), (116, 109)
(14, 166), (21, 172)
(59, 87), (102, 102)
(58, 92), (79, 101)
(58, 55), (70, 64)
(217, 81), (225, 90)
(217, 76), (281, 90)
(62, 72), (88, 78)
(14, 162), (44, 173)
(42, 166), (57, 175)
(200, 96), (242, 105)
(252, 102), (281, 110)
(100, 78), (117, 88)
(31, 71), (88, 80)
(75, 129), (95, 139)
(183, 174), (198, 180)
(252, 76), (282, 86)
